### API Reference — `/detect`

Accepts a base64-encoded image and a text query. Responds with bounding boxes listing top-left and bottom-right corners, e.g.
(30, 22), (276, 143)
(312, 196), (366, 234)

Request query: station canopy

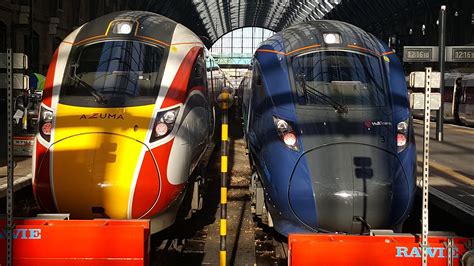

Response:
(132, 0), (341, 47)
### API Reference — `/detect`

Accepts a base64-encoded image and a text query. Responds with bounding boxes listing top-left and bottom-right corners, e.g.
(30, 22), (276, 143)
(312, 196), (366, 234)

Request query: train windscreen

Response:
(60, 41), (166, 107)
(292, 51), (387, 108)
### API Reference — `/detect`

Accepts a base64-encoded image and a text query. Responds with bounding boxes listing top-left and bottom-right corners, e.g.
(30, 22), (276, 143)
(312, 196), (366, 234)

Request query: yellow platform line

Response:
(417, 156), (474, 186)
(413, 120), (474, 135)
(451, 128), (474, 135)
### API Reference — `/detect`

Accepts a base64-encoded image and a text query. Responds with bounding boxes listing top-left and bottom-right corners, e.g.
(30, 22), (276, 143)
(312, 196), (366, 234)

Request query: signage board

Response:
(409, 71), (441, 89)
(410, 92), (441, 110)
(446, 46), (474, 62)
(0, 73), (29, 90)
(0, 53), (28, 69)
(403, 46), (439, 62)
(404, 46), (474, 63)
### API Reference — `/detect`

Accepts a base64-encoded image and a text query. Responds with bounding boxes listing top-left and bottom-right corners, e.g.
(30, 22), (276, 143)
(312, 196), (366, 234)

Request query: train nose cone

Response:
(49, 133), (158, 219)
(289, 143), (404, 233)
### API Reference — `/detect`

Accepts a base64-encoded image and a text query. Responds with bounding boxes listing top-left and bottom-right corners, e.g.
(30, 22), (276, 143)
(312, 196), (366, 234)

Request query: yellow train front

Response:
(33, 11), (216, 233)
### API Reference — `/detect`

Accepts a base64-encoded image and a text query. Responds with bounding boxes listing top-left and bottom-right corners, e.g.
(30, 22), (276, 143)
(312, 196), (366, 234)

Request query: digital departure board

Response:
(403, 46), (474, 63)
(446, 46), (474, 62)
(403, 46), (439, 62)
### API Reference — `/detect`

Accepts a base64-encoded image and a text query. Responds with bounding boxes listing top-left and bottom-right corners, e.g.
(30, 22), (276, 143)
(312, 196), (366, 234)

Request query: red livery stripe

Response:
(42, 48), (59, 108)
(161, 47), (203, 108)
(33, 142), (56, 212)
(131, 149), (160, 219)
(140, 139), (184, 218)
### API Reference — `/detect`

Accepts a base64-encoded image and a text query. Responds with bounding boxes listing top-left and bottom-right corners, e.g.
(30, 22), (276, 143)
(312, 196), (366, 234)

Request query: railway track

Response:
(255, 223), (288, 265)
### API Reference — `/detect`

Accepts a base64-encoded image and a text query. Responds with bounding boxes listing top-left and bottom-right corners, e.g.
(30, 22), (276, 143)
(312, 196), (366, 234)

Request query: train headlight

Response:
(397, 119), (409, 153)
(39, 107), (53, 142)
(150, 106), (180, 142)
(155, 123), (169, 137)
(273, 116), (299, 151)
(117, 23), (132, 34)
(42, 110), (53, 122)
(283, 132), (297, 147)
(110, 21), (136, 35)
(276, 119), (289, 132)
(42, 123), (52, 136)
(163, 110), (177, 124)
(323, 33), (342, 44)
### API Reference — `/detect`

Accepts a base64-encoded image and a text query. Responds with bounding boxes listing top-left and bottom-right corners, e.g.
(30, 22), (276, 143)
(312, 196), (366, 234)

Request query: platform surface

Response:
(413, 120), (474, 222)
(0, 157), (32, 198)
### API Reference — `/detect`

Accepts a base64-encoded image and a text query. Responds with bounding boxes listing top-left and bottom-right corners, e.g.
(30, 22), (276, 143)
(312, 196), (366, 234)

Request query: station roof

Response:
(130, 0), (341, 47)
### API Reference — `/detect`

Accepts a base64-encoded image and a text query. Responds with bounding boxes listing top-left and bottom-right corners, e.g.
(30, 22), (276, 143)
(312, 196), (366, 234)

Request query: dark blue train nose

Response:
(289, 143), (406, 233)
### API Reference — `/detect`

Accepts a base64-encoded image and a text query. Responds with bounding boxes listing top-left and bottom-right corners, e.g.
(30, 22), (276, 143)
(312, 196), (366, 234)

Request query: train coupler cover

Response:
(0, 219), (150, 265)
(288, 233), (472, 266)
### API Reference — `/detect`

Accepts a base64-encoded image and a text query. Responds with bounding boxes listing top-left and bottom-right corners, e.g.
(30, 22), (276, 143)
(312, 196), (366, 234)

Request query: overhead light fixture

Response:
(323, 33), (341, 44)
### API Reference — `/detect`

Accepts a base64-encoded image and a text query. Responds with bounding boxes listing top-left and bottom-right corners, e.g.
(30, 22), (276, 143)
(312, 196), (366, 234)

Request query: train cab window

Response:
(252, 64), (266, 110)
(292, 51), (387, 107)
(60, 40), (166, 107)
(189, 53), (206, 89)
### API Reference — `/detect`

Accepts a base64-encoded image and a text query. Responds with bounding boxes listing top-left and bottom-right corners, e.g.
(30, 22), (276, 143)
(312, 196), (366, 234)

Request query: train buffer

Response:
(0, 216), (150, 265)
(288, 232), (473, 266)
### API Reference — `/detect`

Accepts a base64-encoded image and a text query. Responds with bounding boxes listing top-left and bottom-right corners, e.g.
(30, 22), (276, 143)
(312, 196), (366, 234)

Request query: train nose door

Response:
(289, 106), (399, 233)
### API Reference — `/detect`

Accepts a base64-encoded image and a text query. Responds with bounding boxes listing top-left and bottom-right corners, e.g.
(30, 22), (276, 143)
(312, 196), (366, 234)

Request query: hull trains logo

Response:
(364, 120), (392, 130)
(80, 113), (124, 120)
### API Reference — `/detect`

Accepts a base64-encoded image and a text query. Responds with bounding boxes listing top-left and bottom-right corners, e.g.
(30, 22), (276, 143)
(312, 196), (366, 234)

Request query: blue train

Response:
(241, 20), (416, 236)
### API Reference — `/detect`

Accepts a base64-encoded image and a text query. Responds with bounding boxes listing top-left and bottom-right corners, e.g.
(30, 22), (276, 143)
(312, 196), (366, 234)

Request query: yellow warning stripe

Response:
(413, 120), (474, 135)
(221, 187), (227, 204)
(221, 156), (228, 173)
(417, 156), (474, 186)
(222, 124), (228, 141)
(220, 219), (227, 235)
(451, 128), (474, 135)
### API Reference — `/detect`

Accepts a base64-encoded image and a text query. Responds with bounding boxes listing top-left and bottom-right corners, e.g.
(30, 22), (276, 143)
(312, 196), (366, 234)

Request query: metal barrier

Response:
(0, 219), (150, 265)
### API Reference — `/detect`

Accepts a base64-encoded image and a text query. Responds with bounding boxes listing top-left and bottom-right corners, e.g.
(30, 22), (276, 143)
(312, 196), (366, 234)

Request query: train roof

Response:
(462, 74), (474, 86)
(444, 72), (463, 83)
(72, 11), (184, 47)
(260, 20), (388, 56)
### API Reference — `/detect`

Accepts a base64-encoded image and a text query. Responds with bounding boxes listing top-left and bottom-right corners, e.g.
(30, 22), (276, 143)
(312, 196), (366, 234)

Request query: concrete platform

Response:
(0, 157), (32, 198)
(414, 120), (474, 224)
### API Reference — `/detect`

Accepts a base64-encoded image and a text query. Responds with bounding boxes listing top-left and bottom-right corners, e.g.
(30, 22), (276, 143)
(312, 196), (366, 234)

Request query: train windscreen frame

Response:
(60, 40), (167, 107)
(291, 50), (388, 108)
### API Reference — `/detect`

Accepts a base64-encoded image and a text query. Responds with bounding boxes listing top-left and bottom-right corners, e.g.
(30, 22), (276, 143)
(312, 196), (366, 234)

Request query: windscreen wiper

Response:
(68, 75), (107, 104)
(298, 78), (348, 114)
